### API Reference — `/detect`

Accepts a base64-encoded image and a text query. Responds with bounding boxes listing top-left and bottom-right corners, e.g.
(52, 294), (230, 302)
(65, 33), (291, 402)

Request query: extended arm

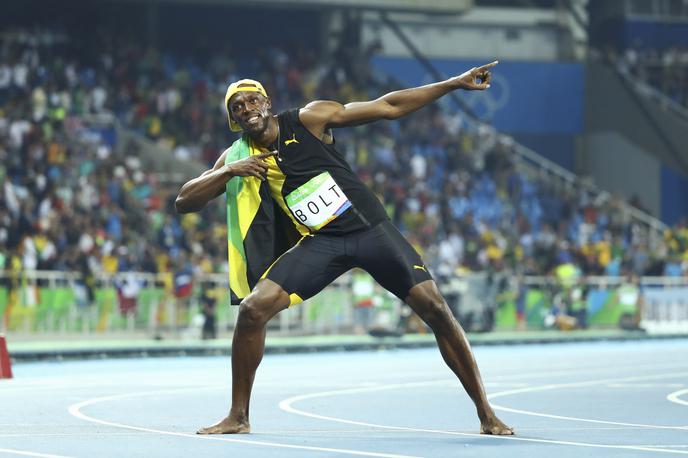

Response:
(300, 61), (497, 137)
(175, 150), (277, 213)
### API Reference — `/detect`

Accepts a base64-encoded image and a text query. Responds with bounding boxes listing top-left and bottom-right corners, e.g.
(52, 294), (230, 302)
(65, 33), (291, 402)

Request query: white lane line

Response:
(1, 426), (662, 438)
(67, 387), (421, 458)
(607, 384), (685, 388)
(0, 449), (75, 458)
(485, 362), (688, 381)
(488, 370), (688, 430)
(0, 433), (159, 437)
(667, 388), (688, 407)
(278, 375), (688, 455)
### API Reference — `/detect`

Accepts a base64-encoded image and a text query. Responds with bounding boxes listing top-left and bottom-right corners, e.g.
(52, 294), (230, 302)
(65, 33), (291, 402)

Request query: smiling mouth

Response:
(246, 114), (261, 126)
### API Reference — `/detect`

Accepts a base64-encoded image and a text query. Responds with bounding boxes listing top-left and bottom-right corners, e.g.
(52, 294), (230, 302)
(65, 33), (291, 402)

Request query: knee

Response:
(418, 300), (453, 329)
(237, 299), (269, 329)
(237, 296), (274, 330)
(409, 287), (453, 329)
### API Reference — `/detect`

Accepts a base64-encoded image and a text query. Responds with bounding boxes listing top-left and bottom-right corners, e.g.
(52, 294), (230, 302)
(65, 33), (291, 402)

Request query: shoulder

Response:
(298, 100), (344, 133)
(299, 100), (344, 121)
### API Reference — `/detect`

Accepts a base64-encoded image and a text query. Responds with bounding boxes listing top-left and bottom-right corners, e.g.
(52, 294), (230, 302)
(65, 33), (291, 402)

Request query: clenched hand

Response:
(227, 151), (277, 181)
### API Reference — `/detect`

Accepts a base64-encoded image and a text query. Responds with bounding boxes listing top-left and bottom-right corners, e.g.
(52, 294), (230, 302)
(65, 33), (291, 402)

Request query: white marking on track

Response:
(67, 387), (421, 458)
(32, 349), (688, 456)
(607, 383), (685, 388)
(0, 432), (158, 437)
(0, 449), (75, 458)
(667, 388), (688, 407)
(278, 372), (688, 455)
(488, 370), (688, 430)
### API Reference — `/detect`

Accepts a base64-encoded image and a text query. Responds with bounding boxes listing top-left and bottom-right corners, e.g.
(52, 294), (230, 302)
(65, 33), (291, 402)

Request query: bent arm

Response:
(175, 151), (232, 214)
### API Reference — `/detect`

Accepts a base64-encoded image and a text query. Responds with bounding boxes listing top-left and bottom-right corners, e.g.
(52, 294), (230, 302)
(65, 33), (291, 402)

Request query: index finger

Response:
(257, 150), (278, 159)
(476, 60), (499, 72)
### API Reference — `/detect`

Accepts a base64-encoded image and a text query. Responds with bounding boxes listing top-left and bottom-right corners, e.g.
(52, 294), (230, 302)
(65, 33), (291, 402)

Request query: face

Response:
(228, 90), (271, 134)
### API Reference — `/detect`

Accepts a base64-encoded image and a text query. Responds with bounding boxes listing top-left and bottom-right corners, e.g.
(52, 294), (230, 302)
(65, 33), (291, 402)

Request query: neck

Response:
(249, 115), (279, 149)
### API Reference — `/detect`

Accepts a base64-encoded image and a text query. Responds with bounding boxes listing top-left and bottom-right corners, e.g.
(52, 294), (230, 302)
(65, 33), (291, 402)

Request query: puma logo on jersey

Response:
(413, 265), (427, 272)
(284, 134), (299, 146)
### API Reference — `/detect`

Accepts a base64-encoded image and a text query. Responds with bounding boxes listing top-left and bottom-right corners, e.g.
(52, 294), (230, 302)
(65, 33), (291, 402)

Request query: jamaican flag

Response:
(225, 136), (300, 305)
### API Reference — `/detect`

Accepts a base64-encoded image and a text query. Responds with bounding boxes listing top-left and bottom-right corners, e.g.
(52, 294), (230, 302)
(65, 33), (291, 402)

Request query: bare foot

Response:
(480, 416), (514, 435)
(196, 416), (250, 434)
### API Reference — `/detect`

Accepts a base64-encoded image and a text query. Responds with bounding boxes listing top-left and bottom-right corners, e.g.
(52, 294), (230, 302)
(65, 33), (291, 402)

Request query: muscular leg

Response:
(197, 279), (290, 434)
(405, 280), (514, 435)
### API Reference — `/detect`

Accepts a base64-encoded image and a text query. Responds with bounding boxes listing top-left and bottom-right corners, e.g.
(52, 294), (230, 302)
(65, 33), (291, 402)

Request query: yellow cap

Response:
(224, 79), (268, 132)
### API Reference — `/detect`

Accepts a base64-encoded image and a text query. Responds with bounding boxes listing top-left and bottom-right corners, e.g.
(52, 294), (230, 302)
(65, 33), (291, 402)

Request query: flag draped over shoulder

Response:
(225, 136), (299, 305)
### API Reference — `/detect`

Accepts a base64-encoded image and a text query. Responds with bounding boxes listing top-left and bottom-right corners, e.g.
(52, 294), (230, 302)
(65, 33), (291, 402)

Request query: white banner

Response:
(642, 287), (688, 334)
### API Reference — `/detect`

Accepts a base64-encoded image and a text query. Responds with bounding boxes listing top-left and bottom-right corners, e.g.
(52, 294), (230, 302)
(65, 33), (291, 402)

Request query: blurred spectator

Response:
(200, 280), (218, 340)
(617, 274), (645, 330)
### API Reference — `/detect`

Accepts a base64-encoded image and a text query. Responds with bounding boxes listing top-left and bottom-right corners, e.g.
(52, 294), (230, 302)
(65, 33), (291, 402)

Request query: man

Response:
(200, 280), (218, 340)
(175, 61), (514, 436)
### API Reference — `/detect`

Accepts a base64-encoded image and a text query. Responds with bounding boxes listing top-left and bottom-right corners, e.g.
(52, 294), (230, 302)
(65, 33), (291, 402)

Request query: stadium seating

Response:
(1, 27), (686, 282)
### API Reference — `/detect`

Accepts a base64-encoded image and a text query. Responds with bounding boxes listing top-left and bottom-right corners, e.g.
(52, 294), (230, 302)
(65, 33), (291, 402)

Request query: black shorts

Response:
(263, 220), (433, 305)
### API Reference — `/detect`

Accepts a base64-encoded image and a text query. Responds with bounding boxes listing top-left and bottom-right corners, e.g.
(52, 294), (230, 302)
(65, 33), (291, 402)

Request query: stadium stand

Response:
(2, 26), (687, 289)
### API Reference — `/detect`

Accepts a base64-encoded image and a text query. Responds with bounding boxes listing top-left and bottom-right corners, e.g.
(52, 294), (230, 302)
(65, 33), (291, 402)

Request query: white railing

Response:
(2, 270), (687, 336)
(0, 270), (355, 337)
(520, 275), (688, 288)
(613, 59), (688, 128)
(512, 274), (688, 334)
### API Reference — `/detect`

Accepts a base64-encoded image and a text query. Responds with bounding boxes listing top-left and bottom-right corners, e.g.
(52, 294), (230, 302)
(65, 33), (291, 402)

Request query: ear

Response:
(265, 96), (272, 110)
(227, 103), (237, 122)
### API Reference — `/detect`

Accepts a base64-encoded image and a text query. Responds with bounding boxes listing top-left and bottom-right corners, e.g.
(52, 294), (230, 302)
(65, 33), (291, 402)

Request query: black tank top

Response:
(260, 108), (388, 235)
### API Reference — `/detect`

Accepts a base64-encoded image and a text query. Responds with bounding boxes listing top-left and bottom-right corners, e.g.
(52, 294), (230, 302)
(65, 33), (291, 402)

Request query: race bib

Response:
(285, 172), (352, 230)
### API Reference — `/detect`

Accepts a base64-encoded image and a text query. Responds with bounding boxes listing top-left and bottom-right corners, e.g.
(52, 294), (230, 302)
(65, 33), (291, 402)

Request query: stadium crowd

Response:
(1, 26), (687, 290)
